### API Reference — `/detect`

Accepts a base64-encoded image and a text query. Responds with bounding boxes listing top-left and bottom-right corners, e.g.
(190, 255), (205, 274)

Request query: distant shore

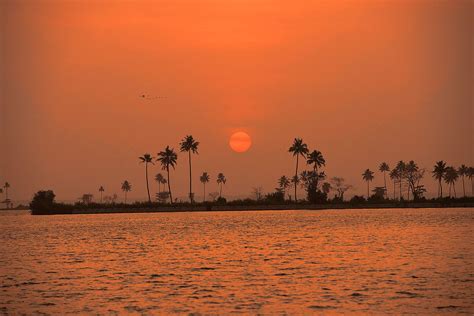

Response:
(29, 201), (474, 215)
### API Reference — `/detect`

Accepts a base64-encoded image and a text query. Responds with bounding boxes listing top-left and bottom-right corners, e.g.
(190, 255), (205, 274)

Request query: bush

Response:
(30, 190), (56, 212)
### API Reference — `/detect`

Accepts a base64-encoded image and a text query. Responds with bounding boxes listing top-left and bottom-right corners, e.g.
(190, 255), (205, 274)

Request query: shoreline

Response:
(29, 201), (474, 215)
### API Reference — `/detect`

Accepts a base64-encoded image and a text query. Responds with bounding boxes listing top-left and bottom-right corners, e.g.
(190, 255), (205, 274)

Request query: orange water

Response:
(0, 208), (472, 314)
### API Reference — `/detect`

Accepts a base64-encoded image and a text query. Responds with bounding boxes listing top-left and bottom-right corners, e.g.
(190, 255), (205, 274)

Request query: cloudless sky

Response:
(1, 0), (472, 202)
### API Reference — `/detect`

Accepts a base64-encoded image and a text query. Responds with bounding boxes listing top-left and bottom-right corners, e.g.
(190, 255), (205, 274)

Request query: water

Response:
(0, 208), (473, 314)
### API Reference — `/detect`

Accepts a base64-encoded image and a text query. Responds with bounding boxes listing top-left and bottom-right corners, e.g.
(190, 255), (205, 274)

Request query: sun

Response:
(229, 132), (252, 153)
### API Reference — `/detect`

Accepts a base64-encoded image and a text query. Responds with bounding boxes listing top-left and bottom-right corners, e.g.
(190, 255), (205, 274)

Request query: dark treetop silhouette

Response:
(157, 146), (178, 204)
(200, 172), (210, 202)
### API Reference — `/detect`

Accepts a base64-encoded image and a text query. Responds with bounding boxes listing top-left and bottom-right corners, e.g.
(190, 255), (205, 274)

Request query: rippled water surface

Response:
(0, 208), (473, 314)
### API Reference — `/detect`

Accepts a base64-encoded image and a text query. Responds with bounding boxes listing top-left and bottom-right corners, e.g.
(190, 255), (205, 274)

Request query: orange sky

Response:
(1, 0), (472, 202)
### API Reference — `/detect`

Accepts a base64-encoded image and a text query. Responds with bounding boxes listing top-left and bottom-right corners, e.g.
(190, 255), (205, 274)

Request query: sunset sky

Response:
(1, 0), (472, 202)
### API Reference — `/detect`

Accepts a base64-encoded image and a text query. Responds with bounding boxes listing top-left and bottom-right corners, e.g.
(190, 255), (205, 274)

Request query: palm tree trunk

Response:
(453, 182), (457, 198)
(146, 163), (151, 203)
(124, 191), (127, 203)
(219, 183), (222, 198)
(462, 176), (465, 197)
(407, 184), (410, 201)
(367, 181), (369, 199)
(167, 166), (173, 204)
(383, 172), (387, 198)
(439, 179), (443, 198)
(203, 183), (206, 202)
(100, 192), (103, 203)
(188, 151), (193, 203)
(393, 180), (396, 200)
(448, 183), (451, 197)
(295, 155), (299, 202)
(399, 178), (402, 201)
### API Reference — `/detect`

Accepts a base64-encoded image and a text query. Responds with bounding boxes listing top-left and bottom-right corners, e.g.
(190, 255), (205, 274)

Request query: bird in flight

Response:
(140, 94), (167, 100)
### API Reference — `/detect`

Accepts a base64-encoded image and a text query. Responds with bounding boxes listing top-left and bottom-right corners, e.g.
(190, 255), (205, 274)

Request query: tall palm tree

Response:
(468, 167), (474, 197)
(278, 176), (290, 199)
(0, 188), (3, 202)
(389, 168), (400, 200)
(379, 162), (390, 198)
(121, 180), (131, 203)
(458, 165), (469, 197)
(362, 169), (374, 199)
(288, 138), (309, 202)
(200, 172), (210, 202)
(99, 186), (105, 203)
(180, 135), (199, 203)
(432, 160), (447, 198)
(139, 153), (154, 203)
(155, 173), (164, 194)
(307, 150), (325, 190)
(444, 167), (458, 198)
(217, 173), (226, 198)
(395, 161), (406, 200)
(4, 182), (10, 201)
(157, 146), (178, 204)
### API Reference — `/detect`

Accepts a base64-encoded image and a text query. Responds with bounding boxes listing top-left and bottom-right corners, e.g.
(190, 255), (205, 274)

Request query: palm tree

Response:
(99, 186), (105, 203)
(306, 150), (325, 173)
(379, 162), (390, 198)
(468, 167), (474, 196)
(156, 146), (178, 204)
(458, 165), (469, 197)
(288, 138), (309, 202)
(155, 173), (164, 194)
(200, 172), (210, 202)
(0, 188), (3, 202)
(389, 168), (399, 200)
(362, 169), (374, 199)
(395, 161), (406, 200)
(4, 182), (10, 201)
(217, 173), (226, 198)
(121, 180), (132, 203)
(278, 176), (290, 199)
(432, 161), (447, 198)
(444, 167), (458, 198)
(307, 150), (325, 190)
(180, 135), (199, 203)
(139, 153), (154, 203)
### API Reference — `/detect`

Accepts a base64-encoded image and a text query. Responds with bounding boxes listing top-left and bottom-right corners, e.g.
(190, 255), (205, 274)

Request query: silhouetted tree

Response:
(200, 172), (210, 202)
(468, 167), (474, 196)
(121, 180), (131, 203)
(155, 173), (164, 194)
(252, 187), (264, 201)
(330, 177), (352, 201)
(278, 176), (290, 200)
(217, 173), (226, 198)
(362, 169), (374, 199)
(444, 166), (458, 198)
(288, 138), (309, 202)
(389, 168), (400, 200)
(432, 161), (447, 198)
(306, 150), (325, 189)
(322, 182), (331, 195)
(395, 161), (406, 200)
(180, 135), (199, 203)
(157, 146), (178, 204)
(405, 160), (424, 201)
(99, 186), (105, 203)
(4, 182), (10, 201)
(379, 162), (390, 198)
(458, 165), (469, 197)
(139, 153), (154, 203)
(30, 190), (56, 212)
